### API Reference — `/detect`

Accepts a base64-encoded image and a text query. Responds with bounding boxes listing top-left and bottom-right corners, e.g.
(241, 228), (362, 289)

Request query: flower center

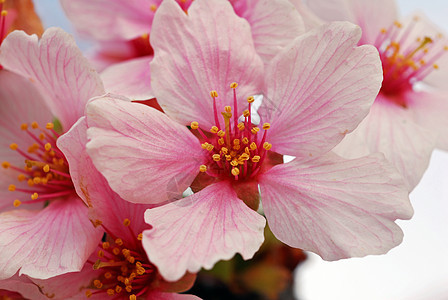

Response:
(2, 121), (74, 207)
(375, 17), (448, 100)
(191, 83), (272, 181)
(86, 219), (156, 300)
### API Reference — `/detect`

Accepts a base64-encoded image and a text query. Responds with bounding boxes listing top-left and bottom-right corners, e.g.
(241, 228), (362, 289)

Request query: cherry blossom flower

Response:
(0, 28), (105, 280)
(85, 0), (413, 282)
(305, 0), (448, 190)
(59, 0), (305, 100)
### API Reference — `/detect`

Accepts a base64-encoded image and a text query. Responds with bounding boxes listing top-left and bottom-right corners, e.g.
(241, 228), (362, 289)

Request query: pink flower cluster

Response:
(0, 0), (446, 298)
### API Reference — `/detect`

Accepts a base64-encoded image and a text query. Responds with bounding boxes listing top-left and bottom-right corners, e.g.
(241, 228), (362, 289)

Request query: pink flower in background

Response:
(0, 28), (105, 279)
(306, 0), (448, 190)
(86, 0), (413, 282)
(59, 0), (305, 100)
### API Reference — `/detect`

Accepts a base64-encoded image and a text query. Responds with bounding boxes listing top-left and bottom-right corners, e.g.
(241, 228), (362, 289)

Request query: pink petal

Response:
(58, 117), (151, 238)
(333, 93), (437, 191)
(0, 273), (47, 299)
(258, 153), (413, 261)
(142, 181), (266, 281)
(101, 56), (154, 100)
(259, 22), (382, 158)
(147, 292), (201, 300)
(289, 0), (325, 31)
(86, 95), (205, 204)
(407, 91), (448, 150)
(0, 197), (102, 279)
(0, 71), (52, 212)
(60, 0), (156, 41)
(306, 0), (398, 44)
(233, 0), (305, 63)
(0, 28), (105, 131)
(150, 0), (264, 128)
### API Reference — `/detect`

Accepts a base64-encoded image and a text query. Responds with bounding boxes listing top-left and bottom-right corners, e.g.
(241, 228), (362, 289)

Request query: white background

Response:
(34, 1), (448, 299)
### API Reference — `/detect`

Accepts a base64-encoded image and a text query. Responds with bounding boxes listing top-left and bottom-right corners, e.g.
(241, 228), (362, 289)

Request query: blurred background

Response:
(33, 1), (448, 299)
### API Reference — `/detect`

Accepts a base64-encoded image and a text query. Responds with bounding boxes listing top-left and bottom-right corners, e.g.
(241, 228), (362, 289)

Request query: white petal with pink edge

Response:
(143, 181), (266, 281)
(233, 0), (305, 63)
(60, 0), (156, 41)
(306, 0), (398, 44)
(259, 21), (382, 158)
(0, 197), (102, 280)
(0, 28), (105, 131)
(333, 94), (437, 191)
(101, 55), (154, 101)
(150, 0), (264, 128)
(86, 95), (206, 205)
(258, 153), (413, 261)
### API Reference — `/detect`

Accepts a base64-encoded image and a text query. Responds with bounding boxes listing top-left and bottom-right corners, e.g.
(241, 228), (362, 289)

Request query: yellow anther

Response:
(251, 127), (260, 134)
(1, 10), (7, 17)
(123, 218), (131, 226)
(247, 96), (255, 103)
(217, 130), (225, 137)
(112, 248), (120, 255)
(210, 90), (218, 98)
(104, 272), (112, 279)
(31, 122), (39, 129)
(190, 121), (199, 129)
(44, 143), (52, 151)
(444, 46), (448, 51)
(241, 137), (248, 144)
(2, 161), (10, 169)
(122, 249), (130, 258)
(263, 142), (272, 150)
(38, 133), (45, 140)
(13, 199), (21, 207)
(201, 143), (208, 150)
(230, 160), (238, 167)
(218, 138), (225, 145)
(31, 193), (38, 200)
(127, 256), (135, 264)
(380, 28), (387, 34)
(130, 294), (137, 300)
(27, 143), (39, 153)
(237, 123), (245, 131)
(41, 178), (48, 185)
(221, 147), (228, 154)
(394, 21), (402, 28)
(93, 280), (103, 289)
(107, 289), (115, 296)
(98, 250), (104, 258)
(199, 165), (207, 172)
(8, 184), (16, 191)
(245, 147), (250, 155)
(420, 59), (426, 65)
(20, 123), (28, 130)
(210, 126), (219, 133)
(240, 153), (250, 161)
(33, 177), (41, 184)
(115, 238), (123, 246)
(27, 179), (34, 187)
(262, 123), (271, 130)
(230, 82), (238, 89)
(126, 286), (132, 293)
(213, 154), (221, 161)
(206, 144), (214, 151)
(115, 285), (123, 293)
(233, 144), (241, 150)
(85, 290), (92, 298)
(150, 4), (157, 12)
(243, 110), (250, 117)
(250, 142), (257, 150)
(137, 267), (146, 275)
(43, 165), (50, 173)
(433, 64), (439, 69)
(137, 233), (143, 241)
(141, 33), (149, 39)
(17, 174), (26, 181)
(225, 106), (232, 113)
(46, 123), (54, 130)
(102, 242), (110, 249)
(9, 143), (18, 150)
(252, 155), (261, 162)
(233, 139), (240, 145)
(231, 168), (240, 176)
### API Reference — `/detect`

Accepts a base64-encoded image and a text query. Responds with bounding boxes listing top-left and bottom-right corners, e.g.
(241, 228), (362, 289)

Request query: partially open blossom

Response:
(0, 28), (105, 279)
(86, 0), (413, 282)
(60, 0), (304, 100)
(306, 0), (448, 190)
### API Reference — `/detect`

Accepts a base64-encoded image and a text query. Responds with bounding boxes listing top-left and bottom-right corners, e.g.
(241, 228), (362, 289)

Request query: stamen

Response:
(13, 199), (21, 207)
